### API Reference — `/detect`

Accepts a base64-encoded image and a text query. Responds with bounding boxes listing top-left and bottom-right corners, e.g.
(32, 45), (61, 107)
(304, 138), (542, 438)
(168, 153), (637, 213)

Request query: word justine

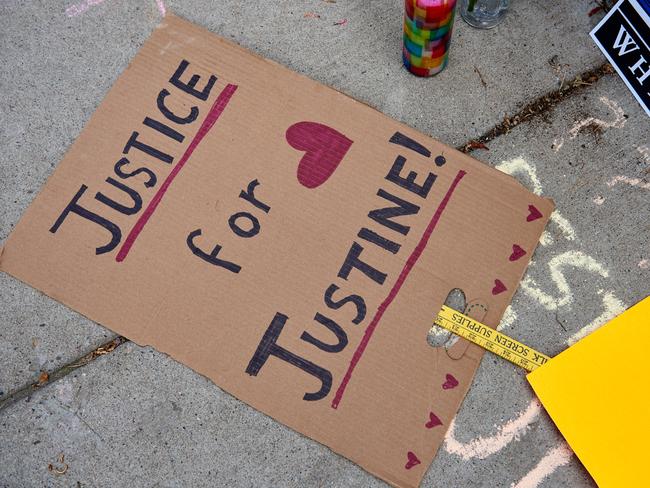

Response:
(246, 132), (448, 401)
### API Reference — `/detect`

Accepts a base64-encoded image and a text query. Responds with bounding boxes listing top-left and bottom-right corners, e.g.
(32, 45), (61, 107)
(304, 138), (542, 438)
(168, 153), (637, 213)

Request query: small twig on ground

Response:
(474, 65), (487, 88)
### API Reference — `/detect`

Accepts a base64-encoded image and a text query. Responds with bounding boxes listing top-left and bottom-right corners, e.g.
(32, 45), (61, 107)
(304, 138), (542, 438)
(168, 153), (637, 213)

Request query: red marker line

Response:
(116, 84), (238, 262)
(331, 169), (467, 409)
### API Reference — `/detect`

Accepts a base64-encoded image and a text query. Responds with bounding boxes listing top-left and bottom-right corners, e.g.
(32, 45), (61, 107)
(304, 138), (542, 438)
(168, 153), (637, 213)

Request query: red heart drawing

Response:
(509, 244), (526, 261)
(492, 279), (507, 295)
(442, 373), (459, 390)
(527, 204), (543, 222)
(285, 121), (353, 189)
(405, 451), (421, 470)
(425, 412), (443, 428)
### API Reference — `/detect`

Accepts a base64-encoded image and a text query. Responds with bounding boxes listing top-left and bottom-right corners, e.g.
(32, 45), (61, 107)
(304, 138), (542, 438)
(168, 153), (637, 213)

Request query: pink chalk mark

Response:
(66, 3), (88, 17)
(607, 175), (650, 190)
(331, 170), (467, 409)
(115, 84), (238, 262)
(155, 0), (166, 16)
(65, 0), (106, 17)
(510, 443), (573, 488)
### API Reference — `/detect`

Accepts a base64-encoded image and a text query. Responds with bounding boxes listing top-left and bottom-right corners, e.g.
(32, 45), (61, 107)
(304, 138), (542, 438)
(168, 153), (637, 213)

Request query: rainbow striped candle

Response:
(403, 0), (457, 77)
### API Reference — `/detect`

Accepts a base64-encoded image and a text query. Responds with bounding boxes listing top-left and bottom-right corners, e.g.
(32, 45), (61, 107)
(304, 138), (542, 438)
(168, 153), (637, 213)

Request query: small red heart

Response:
(492, 279), (507, 295)
(405, 451), (421, 470)
(509, 244), (526, 261)
(442, 373), (459, 390)
(425, 412), (443, 428)
(286, 121), (353, 189)
(527, 204), (543, 222)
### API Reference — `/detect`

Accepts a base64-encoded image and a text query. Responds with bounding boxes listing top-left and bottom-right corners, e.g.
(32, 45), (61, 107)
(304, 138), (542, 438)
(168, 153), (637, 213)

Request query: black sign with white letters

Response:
(591, 0), (650, 116)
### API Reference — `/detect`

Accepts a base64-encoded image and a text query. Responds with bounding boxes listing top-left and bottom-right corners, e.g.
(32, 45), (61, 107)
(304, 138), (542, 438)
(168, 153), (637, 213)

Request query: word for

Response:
(187, 179), (270, 273)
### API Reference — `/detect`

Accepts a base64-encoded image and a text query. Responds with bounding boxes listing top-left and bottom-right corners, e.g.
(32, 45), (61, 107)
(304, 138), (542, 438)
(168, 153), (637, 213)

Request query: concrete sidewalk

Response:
(1, 1), (648, 487)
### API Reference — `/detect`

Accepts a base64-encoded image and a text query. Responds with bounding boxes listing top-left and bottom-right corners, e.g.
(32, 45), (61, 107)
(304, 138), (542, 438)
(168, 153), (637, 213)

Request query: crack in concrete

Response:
(51, 397), (106, 443)
(0, 336), (128, 413)
(457, 62), (615, 154)
(0, 63), (616, 414)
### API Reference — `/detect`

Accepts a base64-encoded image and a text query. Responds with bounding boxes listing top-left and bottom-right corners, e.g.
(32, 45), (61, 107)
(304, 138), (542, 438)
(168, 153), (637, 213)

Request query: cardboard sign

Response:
(0, 15), (553, 488)
(591, 0), (650, 116)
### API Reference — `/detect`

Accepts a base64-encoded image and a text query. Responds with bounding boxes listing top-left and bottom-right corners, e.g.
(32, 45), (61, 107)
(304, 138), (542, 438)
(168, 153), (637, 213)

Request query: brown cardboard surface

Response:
(0, 15), (554, 488)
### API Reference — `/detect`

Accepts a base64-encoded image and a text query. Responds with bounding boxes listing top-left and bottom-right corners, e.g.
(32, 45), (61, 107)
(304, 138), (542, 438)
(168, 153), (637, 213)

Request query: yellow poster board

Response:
(528, 297), (650, 487)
